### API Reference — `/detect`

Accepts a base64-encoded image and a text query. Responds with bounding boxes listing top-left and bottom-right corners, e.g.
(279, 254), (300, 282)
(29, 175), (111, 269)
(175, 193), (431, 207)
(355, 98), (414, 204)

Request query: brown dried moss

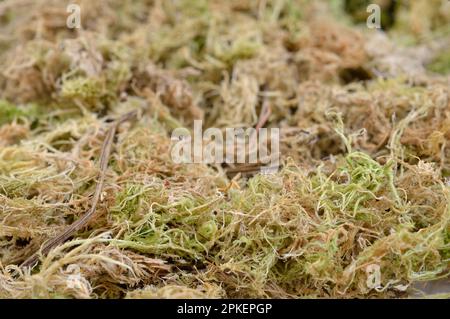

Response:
(0, 0), (449, 299)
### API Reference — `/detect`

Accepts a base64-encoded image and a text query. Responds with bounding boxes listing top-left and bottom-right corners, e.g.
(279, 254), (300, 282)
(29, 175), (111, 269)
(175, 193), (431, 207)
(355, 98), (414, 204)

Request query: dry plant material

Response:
(21, 110), (137, 268)
(0, 0), (449, 299)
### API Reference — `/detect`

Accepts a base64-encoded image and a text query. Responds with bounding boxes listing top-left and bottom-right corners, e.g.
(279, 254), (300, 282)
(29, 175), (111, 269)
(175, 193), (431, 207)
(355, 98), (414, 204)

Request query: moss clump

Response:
(428, 51), (450, 74)
(0, 0), (449, 299)
(60, 77), (106, 109)
(0, 100), (38, 126)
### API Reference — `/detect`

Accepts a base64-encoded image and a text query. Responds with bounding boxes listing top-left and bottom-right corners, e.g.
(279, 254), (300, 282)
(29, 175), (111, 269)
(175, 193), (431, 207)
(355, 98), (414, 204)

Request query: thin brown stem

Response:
(21, 111), (137, 269)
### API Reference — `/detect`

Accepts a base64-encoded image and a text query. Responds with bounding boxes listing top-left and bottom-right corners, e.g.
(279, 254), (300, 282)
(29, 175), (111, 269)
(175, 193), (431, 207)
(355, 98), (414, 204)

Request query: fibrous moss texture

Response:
(0, 0), (449, 299)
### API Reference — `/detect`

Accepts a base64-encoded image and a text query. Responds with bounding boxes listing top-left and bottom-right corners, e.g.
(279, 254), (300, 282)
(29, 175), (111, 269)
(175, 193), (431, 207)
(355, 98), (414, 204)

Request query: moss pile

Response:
(0, 0), (449, 298)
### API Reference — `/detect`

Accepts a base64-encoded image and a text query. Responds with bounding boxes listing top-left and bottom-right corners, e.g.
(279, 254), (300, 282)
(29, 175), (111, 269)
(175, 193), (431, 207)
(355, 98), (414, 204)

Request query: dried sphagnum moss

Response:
(0, 0), (449, 299)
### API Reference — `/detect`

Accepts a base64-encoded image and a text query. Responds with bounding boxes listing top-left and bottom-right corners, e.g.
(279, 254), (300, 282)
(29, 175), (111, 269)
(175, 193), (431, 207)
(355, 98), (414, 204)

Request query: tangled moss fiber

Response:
(0, 0), (449, 299)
